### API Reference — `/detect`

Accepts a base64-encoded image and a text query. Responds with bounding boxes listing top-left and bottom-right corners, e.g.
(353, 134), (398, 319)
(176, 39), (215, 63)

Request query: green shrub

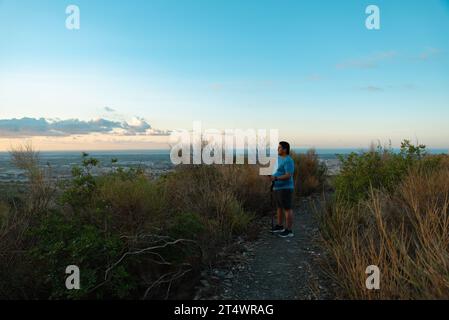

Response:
(28, 211), (134, 299)
(168, 212), (205, 240)
(60, 153), (99, 209)
(96, 174), (165, 235)
(228, 199), (254, 235)
(334, 140), (427, 204)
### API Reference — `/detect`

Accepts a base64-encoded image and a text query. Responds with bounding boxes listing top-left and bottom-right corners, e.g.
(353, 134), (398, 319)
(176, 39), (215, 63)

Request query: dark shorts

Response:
(274, 189), (294, 210)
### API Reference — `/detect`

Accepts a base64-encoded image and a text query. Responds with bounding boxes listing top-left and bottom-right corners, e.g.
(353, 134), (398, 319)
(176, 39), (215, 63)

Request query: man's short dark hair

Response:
(279, 141), (290, 155)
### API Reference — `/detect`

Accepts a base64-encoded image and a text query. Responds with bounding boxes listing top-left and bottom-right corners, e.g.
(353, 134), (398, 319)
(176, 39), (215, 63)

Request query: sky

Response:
(0, 0), (449, 151)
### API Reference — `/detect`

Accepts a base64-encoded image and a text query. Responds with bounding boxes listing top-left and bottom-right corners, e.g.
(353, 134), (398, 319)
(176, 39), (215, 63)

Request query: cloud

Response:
(337, 48), (441, 70)
(119, 116), (152, 135)
(418, 47), (441, 61)
(104, 106), (116, 112)
(357, 84), (418, 92)
(148, 128), (173, 136)
(336, 51), (398, 70)
(0, 117), (169, 137)
(359, 86), (384, 92)
(401, 84), (417, 90)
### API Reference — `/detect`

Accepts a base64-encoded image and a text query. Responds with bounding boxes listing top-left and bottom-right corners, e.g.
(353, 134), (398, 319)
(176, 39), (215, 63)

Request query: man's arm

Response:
(271, 173), (292, 181)
(272, 158), (294, 181)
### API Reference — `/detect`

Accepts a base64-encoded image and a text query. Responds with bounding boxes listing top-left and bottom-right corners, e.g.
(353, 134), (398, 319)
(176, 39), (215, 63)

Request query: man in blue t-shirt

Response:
(270, 141), (295, 238)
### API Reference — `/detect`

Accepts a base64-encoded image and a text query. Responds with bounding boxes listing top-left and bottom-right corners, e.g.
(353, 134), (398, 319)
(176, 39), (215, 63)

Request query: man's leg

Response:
(277, 208), (283, 226)
(278, 191), (294, 237)
(285, 209), (294, 230)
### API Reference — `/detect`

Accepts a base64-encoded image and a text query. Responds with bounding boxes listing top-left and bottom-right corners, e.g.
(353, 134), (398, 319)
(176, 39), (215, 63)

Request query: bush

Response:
(60, 153), (100, 210)
(218, 164), (272, 214)
(28, 211), (133, 299)
(334, 140), (427, 204)
(168, 212), (205, 240)
(0, 147), (261, 299)
(96, 174), (165, 235)
(291, 149), (327, 196)
(163, 165), (257, 261)
(10, 143), (55, 214)
(321, 164), (449, 299)
(319, 140), (449, 299)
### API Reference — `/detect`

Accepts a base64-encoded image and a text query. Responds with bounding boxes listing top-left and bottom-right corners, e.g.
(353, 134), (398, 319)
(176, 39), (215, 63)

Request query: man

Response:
(270, 141), (295, 238)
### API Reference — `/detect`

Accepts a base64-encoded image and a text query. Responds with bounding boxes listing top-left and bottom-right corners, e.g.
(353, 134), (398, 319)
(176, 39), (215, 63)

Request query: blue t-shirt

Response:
(273, 155), (295, 190)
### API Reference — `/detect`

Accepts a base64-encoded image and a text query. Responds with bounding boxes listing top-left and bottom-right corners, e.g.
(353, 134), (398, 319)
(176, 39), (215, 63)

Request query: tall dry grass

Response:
(291, 149), (327, 196)
(10, 143), (55, 214)
(320, 162), (449, 299)
(163, 164), (270, 257)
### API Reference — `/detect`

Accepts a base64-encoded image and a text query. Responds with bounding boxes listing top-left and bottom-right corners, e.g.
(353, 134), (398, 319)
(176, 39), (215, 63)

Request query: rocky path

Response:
(197, 196), (335, 300)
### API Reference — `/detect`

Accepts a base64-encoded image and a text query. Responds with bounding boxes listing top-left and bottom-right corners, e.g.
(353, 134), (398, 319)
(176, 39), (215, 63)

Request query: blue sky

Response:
(0, 0), (449, 150)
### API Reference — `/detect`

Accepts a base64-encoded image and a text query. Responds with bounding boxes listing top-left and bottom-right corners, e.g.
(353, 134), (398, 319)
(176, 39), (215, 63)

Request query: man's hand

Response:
(270, 175), (277, 182)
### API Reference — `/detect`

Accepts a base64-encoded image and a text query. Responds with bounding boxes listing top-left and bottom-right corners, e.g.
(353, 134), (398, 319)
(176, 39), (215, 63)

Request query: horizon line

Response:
(1, 147), (448, 154)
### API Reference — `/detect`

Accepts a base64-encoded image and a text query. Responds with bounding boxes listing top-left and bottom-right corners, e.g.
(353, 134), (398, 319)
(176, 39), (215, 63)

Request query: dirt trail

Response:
(214, 196), (334, 300)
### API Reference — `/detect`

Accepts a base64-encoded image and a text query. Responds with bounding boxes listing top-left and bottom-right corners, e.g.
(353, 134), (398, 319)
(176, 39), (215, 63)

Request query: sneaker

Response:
(271, 225), (285, 233)
(278, 229), (294, 238)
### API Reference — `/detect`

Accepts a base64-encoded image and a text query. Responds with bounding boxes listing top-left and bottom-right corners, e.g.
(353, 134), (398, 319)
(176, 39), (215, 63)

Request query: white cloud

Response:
(336, 51), (398, 70)
(359, 86), (384, 92)
(0, 117), (169, 137)
(418, 47), (441, 61)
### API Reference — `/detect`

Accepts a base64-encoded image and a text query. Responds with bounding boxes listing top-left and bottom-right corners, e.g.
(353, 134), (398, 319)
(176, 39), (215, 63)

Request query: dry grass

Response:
(9, 143), (55, 214)
(97, 175), (165, 235)
(320, 163), (449, 299)
(163, 164), (268, 252)
(292, 149), (327, 196)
